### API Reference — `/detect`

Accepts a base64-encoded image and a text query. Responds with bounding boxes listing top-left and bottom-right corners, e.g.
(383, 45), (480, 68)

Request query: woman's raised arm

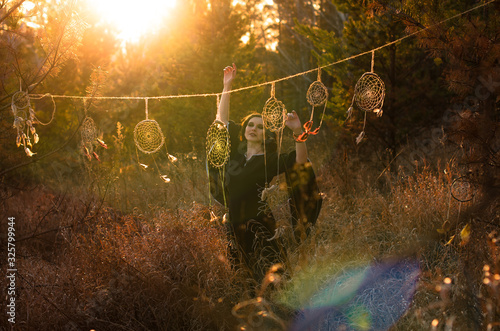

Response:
(217, 63), (237, 124)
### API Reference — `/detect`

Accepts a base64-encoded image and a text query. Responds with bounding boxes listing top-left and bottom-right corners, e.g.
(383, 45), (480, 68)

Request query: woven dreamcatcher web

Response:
(134, 99), (165, 154)
(206, 119), (230, 168)
(134, 119), (165, 154)
(297, 68), (329, 142)
(11, 90), (52, 157)
(260, 174), (292, 232)
(347, 51), (386, 144)
(81, 116), (98, 146)
(354, 72), (385, 113)
(262, 83), (286, 133)
(451, 176), (476, 202)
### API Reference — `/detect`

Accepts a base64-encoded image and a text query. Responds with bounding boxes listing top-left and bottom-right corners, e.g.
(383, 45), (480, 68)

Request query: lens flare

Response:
(288, 259), (420, 331)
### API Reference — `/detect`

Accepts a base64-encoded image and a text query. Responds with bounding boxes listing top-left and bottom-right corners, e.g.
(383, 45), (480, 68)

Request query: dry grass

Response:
(1, 147), (498, 330)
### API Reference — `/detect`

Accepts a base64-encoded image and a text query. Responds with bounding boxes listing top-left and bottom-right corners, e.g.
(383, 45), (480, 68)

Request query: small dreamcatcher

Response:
(296, 68), (329, 142)
(451, 176), (476, 202)
(260, 174), (292, 237)
(262, 83), (286, 133)
(80, 100), (107, 162)
(134, 98), (173, 183)
(347, 51), (385, 144)
(11, 90), (55, 156)
(206, 96), (231, 206)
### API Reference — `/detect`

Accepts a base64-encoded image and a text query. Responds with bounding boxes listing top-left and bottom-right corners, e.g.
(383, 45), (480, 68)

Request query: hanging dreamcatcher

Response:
(347, 51), (385, 144)
(11, 89), (56, 157)
(260, 83), (291, 231)
(80, 99), (107, 162)
(262, 83), (286, 133)
(260, 174), (292, 234)
(206, 95), (231, 207)
(296, 68), (329, 142)
(451, 176), (476, 202)
(134, 98), (173, 183)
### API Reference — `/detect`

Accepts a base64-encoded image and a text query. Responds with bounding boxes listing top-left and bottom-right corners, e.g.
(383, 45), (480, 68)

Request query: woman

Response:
(211, 63), (320, 283)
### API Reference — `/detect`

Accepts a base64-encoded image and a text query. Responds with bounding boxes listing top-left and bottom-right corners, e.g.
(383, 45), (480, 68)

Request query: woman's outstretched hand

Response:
(285, 110), (302, 134)
(218, 63), (236, 124)
(223, 63), (237, 89)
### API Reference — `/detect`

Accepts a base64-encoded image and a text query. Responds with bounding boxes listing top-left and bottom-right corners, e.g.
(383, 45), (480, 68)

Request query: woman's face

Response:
(244, 116), (264, 144)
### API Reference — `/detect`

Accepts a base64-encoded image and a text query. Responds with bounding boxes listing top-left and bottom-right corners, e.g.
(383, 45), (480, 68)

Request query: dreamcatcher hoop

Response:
(306, 78), (328, 107)
(134, 119), (165, 154)
(354, 72), (385, 113)
(81, 116), (98, 146)
(12, 90), (30, 111)
(134, 99), (165, 154)
(260, 175), (292, 227)
(206, 119), (231, 168)
(451, 176), (476, 202)
(262, 83), (286, 132)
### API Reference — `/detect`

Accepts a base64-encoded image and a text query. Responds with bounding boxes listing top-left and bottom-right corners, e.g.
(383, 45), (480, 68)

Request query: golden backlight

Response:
(87, 0), (177, 43)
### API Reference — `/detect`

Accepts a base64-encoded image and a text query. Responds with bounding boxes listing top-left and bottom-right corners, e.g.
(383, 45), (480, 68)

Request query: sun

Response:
(87, 0), (177, 43)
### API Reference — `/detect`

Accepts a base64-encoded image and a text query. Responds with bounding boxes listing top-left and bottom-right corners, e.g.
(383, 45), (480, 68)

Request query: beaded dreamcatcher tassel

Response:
(133, 98), (170, 182)
(296, 68), (329, 142)
(206, 95), (231, 207)
(12, 89), (55, 157)
(12, 91), (36, 156)
(347, 51), (386, 144)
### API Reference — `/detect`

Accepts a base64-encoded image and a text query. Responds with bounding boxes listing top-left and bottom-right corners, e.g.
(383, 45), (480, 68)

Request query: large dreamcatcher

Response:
(296, 68), (329, 142)
(206, 120), (230, 169)
(134, 98), (174, 183)
(347, 51), (386, 144)
(206, 96), (231, 207)
(260, 83), (290, 229)
(11, 90), (56, 156)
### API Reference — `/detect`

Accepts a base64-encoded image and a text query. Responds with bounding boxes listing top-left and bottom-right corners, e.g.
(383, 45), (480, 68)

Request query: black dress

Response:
(209, 121), (322, 282)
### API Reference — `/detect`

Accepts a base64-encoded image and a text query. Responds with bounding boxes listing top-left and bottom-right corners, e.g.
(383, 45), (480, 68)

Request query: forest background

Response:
(0, 0), (499, 330)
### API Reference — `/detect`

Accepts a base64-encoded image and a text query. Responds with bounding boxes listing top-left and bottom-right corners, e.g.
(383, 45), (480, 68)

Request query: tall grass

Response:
(1, 145), (497, 330)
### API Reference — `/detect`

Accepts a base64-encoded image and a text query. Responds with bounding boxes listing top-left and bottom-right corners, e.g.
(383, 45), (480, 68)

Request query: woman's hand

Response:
(218, 63), (236, 124)
(223, 63), (237, 89)
(285, 110), (303, 135)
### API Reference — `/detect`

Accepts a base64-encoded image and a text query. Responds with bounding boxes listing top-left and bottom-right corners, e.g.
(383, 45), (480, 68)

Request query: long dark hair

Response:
(239, 113), (277, 153)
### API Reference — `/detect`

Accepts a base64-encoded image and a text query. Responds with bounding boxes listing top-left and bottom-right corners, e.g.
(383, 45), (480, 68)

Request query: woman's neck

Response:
(246, 142), (264, 159)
